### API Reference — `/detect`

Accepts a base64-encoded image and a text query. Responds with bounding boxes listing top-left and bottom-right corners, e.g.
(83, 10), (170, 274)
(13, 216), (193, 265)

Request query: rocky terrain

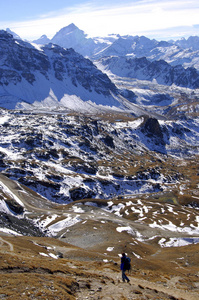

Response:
(0, 107), (198, 298)
(0, 108), (198, 203)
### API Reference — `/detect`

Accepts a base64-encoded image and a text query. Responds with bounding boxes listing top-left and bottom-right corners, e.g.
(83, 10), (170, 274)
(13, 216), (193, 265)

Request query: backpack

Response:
(125, 257), (131, 271)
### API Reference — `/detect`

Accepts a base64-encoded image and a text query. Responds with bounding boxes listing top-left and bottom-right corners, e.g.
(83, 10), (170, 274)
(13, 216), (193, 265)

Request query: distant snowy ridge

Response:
(96, 56), (199, 89)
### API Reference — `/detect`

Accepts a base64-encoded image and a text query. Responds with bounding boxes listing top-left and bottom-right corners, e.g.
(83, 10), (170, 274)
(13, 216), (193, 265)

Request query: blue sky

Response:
(1, 0), (199, 41)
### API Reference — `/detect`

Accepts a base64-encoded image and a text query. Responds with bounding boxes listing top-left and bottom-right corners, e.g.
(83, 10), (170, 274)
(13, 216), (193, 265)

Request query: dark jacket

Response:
(120, 255), (130, 271)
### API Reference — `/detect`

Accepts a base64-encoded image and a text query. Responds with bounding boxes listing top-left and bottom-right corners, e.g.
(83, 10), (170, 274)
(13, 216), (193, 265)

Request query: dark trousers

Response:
(122, 269), (129, 282)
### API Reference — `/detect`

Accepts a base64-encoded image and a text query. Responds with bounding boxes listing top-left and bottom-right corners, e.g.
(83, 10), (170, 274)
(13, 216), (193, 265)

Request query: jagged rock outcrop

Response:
(141, 117), (164, 140)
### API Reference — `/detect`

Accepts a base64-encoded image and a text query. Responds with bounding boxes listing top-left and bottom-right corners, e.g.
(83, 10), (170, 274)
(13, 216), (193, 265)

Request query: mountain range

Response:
(97, 56), (199, 89)
(9, 23), (199, 71)
(30, 23), (199, 70)
(0, 30), (131, 111)
(0, 25), (198, 117)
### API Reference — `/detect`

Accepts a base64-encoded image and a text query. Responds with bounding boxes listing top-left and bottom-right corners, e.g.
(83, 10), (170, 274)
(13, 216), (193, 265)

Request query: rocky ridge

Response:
(97, 56), (199, 89)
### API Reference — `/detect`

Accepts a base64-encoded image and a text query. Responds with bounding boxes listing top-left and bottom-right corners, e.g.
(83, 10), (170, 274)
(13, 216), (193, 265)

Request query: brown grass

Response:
(0, 233), (199, 299)
(0, 273), (76, 300)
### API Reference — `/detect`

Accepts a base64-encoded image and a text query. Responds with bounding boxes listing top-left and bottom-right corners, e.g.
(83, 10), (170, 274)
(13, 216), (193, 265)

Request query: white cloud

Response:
(2, 0), (199, 41)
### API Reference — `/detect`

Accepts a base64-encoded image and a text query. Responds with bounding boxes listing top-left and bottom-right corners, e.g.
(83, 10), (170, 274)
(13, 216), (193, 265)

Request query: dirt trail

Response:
(75, 268), (199, 300)
(0, 237), (14, 251)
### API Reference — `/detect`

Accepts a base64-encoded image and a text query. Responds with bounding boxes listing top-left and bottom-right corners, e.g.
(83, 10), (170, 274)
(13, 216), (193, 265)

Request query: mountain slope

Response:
(1, 24), (199, 300)
(0, 164), (199, 251)
(0, 108), (198, 203)
(33, 23), (109, 57)
(6, 28), (21, 40)
(0, 30), (130, 111)
(96, 56), (199, 89)
(0, 163), (198, 300)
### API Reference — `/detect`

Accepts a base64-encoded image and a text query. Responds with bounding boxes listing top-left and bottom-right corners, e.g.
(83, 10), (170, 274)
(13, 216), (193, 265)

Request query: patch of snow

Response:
(126, 201), (133, 206)
(0, 227), (22, 235)
(71, 205), (85, 213)
(0, 147), (23, 161)
(131, 206), (144, 218)
(109, 203), (125, 217)
(107, 247), (114, 251)
(116, 226), (134, 235)
(48, 214), (81, 235)
(39, 252), (48, 257)
(49, 253), (58, 259)
(149, 220), (199, 235)
(0, 200), (14, 215)
(196, 216), (199, 226)
(167, 205), (178, 215)
(39, 214), (58, 228)
(0, 115), (10, 124)
(133, 252), (142, 259)
(0, 181), (24, 208)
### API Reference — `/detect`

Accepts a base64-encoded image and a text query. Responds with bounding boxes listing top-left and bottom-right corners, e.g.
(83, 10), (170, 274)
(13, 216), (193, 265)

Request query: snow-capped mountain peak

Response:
(32, 34), (50, 45)
(6, 28), (21, 40)
(50, 23), (96, 56)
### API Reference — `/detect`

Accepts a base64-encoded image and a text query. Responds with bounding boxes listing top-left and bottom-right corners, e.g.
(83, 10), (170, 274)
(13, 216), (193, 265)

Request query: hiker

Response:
(120, 252), (130, 283)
